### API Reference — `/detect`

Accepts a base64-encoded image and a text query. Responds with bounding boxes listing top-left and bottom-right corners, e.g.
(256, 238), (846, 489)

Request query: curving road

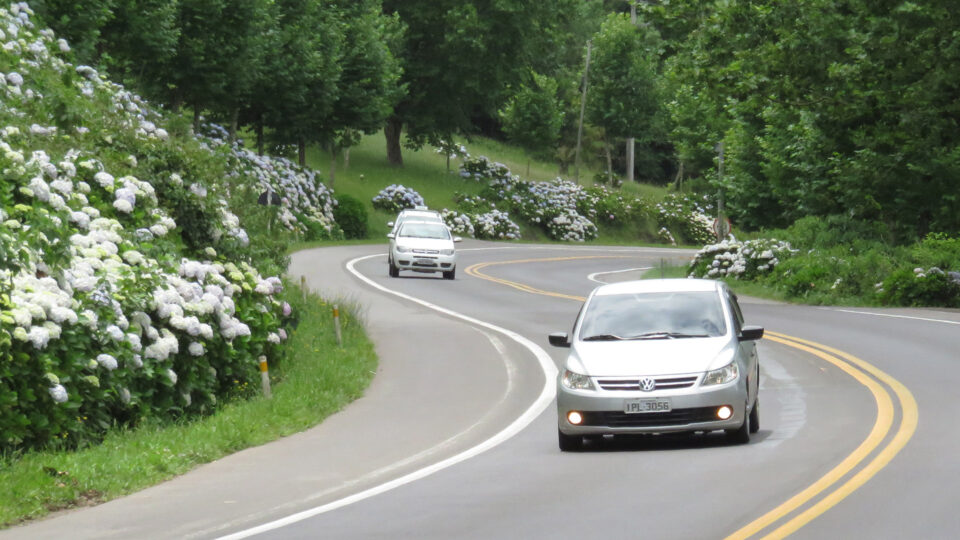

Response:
(7, 241), (956, 539)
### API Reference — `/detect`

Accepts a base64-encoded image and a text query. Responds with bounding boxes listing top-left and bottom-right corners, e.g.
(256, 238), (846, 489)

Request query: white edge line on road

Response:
(587, 266), (652, 284)
(218, 253), (559, 540)
(824, 308), (960, 326)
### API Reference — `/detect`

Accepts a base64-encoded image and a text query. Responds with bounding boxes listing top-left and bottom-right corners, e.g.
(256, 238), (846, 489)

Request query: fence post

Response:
(259, 355), (272, 398)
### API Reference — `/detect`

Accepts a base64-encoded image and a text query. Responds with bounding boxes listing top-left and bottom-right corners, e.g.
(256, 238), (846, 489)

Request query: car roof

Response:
(398, 209), (440, 217)
(592, 278), (722, 297)
(398, 220), (448, 230)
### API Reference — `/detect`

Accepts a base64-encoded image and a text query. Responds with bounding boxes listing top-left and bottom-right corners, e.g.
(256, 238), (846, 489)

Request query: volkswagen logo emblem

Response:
(639, 377), (656, 392)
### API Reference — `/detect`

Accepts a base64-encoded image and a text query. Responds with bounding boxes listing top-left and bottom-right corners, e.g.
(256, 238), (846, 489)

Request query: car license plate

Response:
(624, 398), (671, 414)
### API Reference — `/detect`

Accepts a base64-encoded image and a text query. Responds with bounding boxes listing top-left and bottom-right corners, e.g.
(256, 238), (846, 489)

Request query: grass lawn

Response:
(0, 287), (376, 528)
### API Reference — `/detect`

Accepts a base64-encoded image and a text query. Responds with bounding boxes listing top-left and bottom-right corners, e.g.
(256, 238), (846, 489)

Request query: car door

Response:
(727, 290), (759, 404)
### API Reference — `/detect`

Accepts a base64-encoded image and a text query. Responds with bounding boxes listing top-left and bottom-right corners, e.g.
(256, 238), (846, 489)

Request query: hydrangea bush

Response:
(198, 124), (340, 239)
(473, 210), (521, 240)
(0, 4), (299, 452)
(656, 193), (716, 245)
(440, 208), (474, 237)
(456, 154), (666, 243)
(688, 238), (796, 280)
(371, 184), (425, 213)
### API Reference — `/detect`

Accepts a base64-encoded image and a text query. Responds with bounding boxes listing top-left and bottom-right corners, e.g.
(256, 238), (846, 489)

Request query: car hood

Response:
(396, 237), (454, 251)
(569, 337), (732, 376)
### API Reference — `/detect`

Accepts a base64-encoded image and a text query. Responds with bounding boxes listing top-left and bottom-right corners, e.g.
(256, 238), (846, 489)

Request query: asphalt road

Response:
(6, 241), (956, 539)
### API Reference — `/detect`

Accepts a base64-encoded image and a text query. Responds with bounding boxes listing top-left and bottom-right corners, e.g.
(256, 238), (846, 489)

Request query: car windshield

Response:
(398, 222), (450, 239)
(578, 291), (727, 341)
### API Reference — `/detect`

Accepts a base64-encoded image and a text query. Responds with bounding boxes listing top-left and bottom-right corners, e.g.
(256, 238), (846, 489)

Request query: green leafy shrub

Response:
(333, 194), (368, 239)
(880, 267), (960, 307)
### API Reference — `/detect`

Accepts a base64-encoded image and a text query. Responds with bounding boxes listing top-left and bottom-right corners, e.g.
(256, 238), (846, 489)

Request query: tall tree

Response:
(586, 13), (664, 183)
(381, 0), (557, 165)
(259, 0), (343, 166)
(324, 0), (403, 183)
(499, 72), (563, 178)
(163, 0), (267, 130)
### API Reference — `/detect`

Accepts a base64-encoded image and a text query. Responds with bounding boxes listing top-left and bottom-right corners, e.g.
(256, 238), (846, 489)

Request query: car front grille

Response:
(412, 249), (439, 254)
(581, 407), (718, 427)
(596, 375), (699, 391)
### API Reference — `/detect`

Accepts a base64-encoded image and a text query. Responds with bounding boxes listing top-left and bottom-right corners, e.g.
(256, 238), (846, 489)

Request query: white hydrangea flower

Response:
(48, 384), (68, 403)
(96, 353), (118, 370)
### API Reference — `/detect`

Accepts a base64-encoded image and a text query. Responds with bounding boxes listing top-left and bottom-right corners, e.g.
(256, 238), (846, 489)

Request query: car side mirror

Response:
(387, 221), (395, 227)
(548, 332), (570, 348)
(739, 325), (764, 341)
(386, 233), (395, 239)
(453, 237), (462, 243)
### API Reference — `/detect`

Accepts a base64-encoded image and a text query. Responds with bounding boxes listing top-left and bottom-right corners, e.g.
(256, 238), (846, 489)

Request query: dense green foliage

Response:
(644, 0), (960, 239)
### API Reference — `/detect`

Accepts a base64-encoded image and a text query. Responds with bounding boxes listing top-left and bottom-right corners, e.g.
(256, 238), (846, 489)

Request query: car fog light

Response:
(567, 411), (583, 425)
(717, 406), (733, 420)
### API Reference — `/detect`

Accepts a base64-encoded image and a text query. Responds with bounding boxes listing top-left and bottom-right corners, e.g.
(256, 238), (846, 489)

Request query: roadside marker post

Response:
(259, 355), (272, 398)
(300, 275), (306, 302)
(333, 305), (343, 347)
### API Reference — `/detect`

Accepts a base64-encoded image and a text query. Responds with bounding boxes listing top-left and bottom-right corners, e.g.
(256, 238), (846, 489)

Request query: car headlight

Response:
(441, 248), (455, 256)
(561, 369), (595, 391)
(702, 361), (739, 386)
(396, 245), (410, 253)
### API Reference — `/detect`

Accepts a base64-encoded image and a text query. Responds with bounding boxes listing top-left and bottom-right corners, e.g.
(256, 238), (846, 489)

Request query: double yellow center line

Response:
(466, 256), (918, 539)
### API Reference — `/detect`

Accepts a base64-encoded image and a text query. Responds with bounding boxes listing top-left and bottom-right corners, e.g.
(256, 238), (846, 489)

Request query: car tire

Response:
(749, 398), (759, 434)
(725, 405), (751, 444)
(389, 260), (399, 278)
(443, 268), (455, 280)
(558, 429), (583, 452)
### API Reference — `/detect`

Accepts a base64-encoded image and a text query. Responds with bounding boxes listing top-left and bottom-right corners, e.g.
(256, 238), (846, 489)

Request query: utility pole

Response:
(626, 2), (638, 184)
(575, 40), (592, 184)
(716, 142), (728, 239)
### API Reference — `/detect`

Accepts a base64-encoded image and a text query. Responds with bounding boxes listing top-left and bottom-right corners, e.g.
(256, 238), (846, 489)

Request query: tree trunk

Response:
(526, 158), (531, 179)
(604, 143), (613, 184)
(385, 116), (403, 166)
(193, 106), (201, 134)
(298, 137), (306, 167)
(329, 145), (337, 187)
(343, 146), (350, 170)
(228, 108), (239, 140)
(626, 137), (635, 182)
(256, 122), (264, 156)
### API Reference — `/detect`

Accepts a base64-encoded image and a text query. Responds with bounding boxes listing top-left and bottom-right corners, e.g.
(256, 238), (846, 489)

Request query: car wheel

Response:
(749, 398), (759, 434)
(443, 268), (455, 280)
(725, 404), (751, 444)
(389, 260), (399, 278)
(558, 429), (583, 452)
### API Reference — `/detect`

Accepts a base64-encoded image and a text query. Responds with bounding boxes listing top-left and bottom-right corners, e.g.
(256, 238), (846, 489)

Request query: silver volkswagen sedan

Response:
(549, 279), (763, 451)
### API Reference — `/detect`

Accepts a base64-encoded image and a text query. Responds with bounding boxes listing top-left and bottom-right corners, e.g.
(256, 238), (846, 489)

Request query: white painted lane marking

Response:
(219, 253), (558, 540)
(824, 308), (960, 326)
(587, 266), (652, 284)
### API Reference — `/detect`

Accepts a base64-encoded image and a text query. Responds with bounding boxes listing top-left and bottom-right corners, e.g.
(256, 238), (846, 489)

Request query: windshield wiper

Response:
(624, 331), (709, 340)
(581, 334), (625, 341)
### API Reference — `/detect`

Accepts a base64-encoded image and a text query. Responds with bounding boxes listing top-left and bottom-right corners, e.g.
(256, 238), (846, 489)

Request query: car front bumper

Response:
(392, 249), (456, 273)
(557, 379), (747, 435)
